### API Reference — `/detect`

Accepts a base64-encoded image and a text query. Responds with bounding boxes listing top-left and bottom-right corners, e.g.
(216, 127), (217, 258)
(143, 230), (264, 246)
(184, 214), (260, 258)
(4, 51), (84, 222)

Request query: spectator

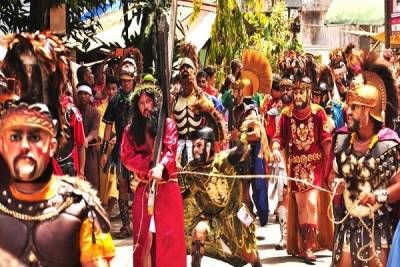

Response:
(77, 83), (101, 190)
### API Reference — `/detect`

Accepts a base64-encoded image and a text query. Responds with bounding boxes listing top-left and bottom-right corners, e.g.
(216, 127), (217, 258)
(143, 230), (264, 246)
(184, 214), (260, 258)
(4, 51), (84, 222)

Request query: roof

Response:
(285, 0), (302, 8)
(177, 1), (216, 52)
(324, 0), (384, 25)
(65, 1), (216, 52)
(346, 30), (400, 46)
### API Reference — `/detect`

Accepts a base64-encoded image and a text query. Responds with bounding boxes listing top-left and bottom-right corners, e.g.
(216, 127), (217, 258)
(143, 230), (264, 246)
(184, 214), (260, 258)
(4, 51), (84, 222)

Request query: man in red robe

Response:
(272, 75), (334, 262)
(120, 84), (186, 267)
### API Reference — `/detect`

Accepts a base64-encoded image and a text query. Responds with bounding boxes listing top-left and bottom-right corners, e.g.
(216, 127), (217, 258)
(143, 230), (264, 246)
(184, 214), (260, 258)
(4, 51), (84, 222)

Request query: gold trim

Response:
(290, 152), (322, 164)
(293, 80), (312, 91)
(0, 196), (74, 221)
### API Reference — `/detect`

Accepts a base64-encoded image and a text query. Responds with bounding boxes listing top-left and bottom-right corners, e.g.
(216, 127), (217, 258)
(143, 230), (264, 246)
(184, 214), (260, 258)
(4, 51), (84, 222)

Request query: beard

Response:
(180, 70), (189, 80)
(13, 155), (37, 181)
(145, 107), (160, 138)
(281, 95), (293, 105)
(294, 100), (307, 109)
(348, 118), (360, 132)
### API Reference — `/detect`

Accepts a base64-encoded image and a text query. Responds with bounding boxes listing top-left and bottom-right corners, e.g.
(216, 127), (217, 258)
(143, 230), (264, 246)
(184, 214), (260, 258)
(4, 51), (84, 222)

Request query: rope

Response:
(175, 170), (383, 265)
(175, 171), (332, 193)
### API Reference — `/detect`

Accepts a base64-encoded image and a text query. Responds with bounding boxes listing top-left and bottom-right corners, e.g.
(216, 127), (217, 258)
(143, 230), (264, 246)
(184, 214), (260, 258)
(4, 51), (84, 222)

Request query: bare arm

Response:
(86, 111), (100, 144)
(102, 124), (113, 142)
(100, 124), (113, 168)
(78, 144), (86, 177)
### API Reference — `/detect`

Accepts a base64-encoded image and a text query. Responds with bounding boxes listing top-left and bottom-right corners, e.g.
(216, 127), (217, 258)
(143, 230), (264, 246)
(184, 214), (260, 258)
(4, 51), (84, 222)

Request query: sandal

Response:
(114, 225), (132, 239)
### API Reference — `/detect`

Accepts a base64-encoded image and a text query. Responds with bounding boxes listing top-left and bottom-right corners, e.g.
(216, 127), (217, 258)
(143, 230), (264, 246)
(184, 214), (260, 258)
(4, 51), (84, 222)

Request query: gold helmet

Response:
(347, 54), (397, 126)
(347, 71), (386, 122)
(239, 49), (272, 98)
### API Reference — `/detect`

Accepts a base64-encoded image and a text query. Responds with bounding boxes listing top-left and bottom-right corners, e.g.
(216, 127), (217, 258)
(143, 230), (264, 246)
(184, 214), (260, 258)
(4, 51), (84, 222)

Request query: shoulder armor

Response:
(333, 132), (350, 154)
(371, 140), (400, 158)
(59, 176), (111, 233)
(280, 105), (293, 117)
(310, 103), (324, 114)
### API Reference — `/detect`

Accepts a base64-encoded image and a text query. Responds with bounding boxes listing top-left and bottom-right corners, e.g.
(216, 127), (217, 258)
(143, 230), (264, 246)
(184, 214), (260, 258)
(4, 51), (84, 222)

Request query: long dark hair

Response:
(128, 85), (161, 146)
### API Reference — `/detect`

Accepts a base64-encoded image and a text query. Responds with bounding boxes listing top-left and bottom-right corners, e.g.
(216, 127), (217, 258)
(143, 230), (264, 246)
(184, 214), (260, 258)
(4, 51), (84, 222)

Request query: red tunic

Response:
(120, 118), (186, 267)
(274, 104), (332, 191)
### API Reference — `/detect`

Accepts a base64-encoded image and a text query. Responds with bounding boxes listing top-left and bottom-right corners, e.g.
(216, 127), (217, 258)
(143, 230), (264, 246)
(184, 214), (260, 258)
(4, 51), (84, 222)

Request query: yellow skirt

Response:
(99, 165), (118, 204)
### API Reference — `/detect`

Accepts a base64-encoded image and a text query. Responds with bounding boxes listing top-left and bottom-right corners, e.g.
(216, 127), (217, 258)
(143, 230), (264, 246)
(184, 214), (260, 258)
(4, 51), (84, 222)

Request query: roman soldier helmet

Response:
(115, 47), (143, 84)
(285, 53), (317, 106)
(118, 58), (137, 81)
(317, 65), (334, 93)
(179, 42), (199, 71)
(347, 53), (398, 128)
(313, 65), (334, 102)
(236, 49), (272, 98)
(344, 43), (364, 76)
(189, 126), (215, 142)
(293, 76), (313, 93)
(0, 32), (69, 144)
(278, 50), (307, 90)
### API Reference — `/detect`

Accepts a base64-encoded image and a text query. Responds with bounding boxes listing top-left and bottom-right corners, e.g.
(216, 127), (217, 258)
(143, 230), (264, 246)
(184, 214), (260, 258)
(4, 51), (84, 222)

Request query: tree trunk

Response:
(28, 0), (49, 31)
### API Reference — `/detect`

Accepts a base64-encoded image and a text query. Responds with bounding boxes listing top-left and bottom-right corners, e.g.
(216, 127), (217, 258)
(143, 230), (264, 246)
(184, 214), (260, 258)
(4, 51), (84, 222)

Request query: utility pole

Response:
(384, 0), (391, 48)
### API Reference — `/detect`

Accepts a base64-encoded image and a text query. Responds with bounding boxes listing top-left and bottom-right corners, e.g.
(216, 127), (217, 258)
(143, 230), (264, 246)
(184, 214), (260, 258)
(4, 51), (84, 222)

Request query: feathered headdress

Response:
(278, 50), (305, 80)
(303, 54), (318, 87)
(240, 49), (272, 96)
(315, 65), (334, 95)
(0, 32), (69, 144)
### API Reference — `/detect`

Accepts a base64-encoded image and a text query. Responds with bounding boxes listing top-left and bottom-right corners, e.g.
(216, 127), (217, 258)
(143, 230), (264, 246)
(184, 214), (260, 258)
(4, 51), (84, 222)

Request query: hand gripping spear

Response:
(147, 0), (177, 215)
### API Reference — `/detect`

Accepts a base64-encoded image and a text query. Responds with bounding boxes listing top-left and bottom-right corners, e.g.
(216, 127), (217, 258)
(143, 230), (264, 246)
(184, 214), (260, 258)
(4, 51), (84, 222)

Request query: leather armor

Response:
(0, 176), (110, 267)
(334, 132), (399, 190)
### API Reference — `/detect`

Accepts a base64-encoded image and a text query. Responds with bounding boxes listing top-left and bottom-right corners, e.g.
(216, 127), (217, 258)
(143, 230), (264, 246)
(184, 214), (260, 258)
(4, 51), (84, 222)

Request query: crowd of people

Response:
(1, 31), (400, 267)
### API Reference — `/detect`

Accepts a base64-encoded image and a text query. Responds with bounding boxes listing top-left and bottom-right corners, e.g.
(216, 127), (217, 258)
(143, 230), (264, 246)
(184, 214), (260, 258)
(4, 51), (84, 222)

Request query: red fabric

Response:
(120, 118), (186, 267)
(263, 96), (283, 139)
(204, 85), (218, 97)
(61, 96), (86, 176)
(52, 159), (63, 175)
(70, 106), (85, 176)
(274, 105), (332, 188)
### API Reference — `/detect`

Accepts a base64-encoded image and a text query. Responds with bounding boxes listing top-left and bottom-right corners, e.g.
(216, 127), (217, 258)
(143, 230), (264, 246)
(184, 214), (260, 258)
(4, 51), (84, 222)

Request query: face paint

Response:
(0, 126), (57, 182)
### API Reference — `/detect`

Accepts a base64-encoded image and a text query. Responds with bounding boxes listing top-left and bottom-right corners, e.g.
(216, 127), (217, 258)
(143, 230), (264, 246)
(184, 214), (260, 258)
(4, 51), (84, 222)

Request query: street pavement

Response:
(110, 214), (332, 267)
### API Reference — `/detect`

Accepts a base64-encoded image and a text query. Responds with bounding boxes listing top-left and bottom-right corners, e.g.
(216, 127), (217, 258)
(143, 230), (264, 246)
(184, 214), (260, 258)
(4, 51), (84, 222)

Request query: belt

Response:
(290, 152), (322, 164)
(135, 176), (178, 185)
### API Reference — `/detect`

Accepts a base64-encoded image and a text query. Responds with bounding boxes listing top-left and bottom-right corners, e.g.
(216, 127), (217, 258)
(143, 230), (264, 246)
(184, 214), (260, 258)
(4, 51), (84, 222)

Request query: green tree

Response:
(115, 0), (176, 73)
(250, 0), (303, 72)
(0, 0), (114, 50)
(208, 0), (303, 83)
(207, 0), (248, 84)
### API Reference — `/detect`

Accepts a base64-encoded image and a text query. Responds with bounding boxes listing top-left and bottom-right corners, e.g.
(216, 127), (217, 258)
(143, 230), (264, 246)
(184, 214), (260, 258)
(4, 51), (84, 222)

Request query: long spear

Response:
(148, 0), (177, 215)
